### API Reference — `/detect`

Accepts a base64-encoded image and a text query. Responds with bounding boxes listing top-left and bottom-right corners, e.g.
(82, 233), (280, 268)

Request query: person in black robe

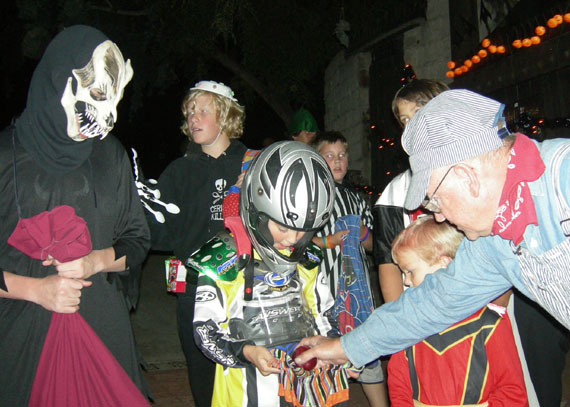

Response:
(0, 25), (151, 405)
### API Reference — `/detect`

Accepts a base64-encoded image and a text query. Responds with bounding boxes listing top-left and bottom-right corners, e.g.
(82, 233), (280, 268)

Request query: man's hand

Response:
(243, 345), (281, 376)
(35, 274), (92, 313)
(295, 336), (348, 368)
(43, 253), (97, 280)
(42, 248), (125, 278)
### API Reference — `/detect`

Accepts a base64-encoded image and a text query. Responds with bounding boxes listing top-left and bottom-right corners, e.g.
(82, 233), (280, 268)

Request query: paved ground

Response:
(132, 253), (570, 406)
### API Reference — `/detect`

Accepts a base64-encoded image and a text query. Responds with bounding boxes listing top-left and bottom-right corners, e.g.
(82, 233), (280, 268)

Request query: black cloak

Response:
(0, 25), (151, 405)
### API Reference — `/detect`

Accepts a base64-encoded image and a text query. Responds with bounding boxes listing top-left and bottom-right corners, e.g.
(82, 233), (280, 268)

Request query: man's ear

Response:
(453, 164), (480, 198)
(439, 255), (453, 268)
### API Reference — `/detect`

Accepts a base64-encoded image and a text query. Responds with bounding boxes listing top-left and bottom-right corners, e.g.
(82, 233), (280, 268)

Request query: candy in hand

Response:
(292, 345), (317, 370)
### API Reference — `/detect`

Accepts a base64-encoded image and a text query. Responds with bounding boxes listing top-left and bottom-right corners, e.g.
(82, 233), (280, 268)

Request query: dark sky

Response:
(0, 3), (294, 179)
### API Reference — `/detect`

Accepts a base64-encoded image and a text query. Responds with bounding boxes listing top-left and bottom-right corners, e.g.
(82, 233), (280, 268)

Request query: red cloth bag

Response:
(7, 205), (92, 262)
(6, 205), (148, 406)
(28, 312), (149, 407)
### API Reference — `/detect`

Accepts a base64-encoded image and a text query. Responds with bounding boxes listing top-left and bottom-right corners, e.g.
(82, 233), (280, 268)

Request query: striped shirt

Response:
(315, 183), (373, 298)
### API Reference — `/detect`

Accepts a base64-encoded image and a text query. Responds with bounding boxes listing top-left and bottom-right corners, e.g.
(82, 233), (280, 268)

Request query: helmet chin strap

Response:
(204, 104), (229, 147)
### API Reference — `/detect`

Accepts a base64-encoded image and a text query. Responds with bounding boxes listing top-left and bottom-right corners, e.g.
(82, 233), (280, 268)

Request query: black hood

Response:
(15, 25), (110, 174)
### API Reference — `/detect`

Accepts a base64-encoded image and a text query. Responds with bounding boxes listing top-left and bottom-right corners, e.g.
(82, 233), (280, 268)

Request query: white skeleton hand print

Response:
(131, 148), (180, 223)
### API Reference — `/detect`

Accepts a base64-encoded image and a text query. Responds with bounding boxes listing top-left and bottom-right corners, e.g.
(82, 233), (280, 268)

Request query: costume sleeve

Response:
(146, 163), (177, 252)
(298, 264), (338, 337)
(112, 146), (150, 270)
(485, 312), (528, 406)
(193, 273), (255, 368)
(372, 204), (404, 266)
(358, 196), (374, 230)
(0, 270), (6, 291)
(340, 236), (516, 367)
(387, 351), (414, 407)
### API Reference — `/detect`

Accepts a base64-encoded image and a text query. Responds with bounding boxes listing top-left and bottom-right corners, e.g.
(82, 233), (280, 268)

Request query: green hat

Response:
(288, 108), (319, 133)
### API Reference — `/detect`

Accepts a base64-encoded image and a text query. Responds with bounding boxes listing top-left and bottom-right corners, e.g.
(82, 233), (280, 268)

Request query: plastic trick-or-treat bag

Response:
(7, 205), (148, 407)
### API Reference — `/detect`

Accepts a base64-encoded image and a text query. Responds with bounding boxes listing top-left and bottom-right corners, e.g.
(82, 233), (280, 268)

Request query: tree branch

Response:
(209, 47), (293, 126)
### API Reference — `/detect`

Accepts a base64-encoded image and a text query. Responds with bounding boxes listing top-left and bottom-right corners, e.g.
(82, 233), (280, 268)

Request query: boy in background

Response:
(311, 131), (388, 407)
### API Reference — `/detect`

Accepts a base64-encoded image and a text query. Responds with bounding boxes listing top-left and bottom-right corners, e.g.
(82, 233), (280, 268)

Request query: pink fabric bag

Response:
(28, 312), (149, 407)
(7, 205), (91, 262)
(7, 205), (148, 406)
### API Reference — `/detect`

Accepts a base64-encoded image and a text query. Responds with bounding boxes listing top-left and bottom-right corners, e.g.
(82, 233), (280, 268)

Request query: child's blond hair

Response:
(391, 217), (463, 266)
(180, 89), (245, 139)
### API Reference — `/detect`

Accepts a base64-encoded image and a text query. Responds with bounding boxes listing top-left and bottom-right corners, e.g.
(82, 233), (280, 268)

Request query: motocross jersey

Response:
(191, 231), (337, 407)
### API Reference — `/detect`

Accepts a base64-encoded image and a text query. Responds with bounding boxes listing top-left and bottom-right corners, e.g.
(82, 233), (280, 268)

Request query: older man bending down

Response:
(296, 89), (570, 372)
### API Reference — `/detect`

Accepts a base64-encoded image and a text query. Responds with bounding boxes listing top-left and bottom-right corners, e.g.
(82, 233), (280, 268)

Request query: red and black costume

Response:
(388, 305), (528, 406)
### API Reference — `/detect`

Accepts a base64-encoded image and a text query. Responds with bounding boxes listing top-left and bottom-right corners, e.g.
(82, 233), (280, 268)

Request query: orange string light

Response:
(547, 18), (558, 28)
(442, 10), (570, 77)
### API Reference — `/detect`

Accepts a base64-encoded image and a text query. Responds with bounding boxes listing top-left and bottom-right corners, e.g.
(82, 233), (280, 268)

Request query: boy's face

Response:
(187, 94), (221, 145)
(396, 99), (421, 128)
(397, 251), (443, 288)
(319, 141), (347, 183)
(267, 219), (306, 250)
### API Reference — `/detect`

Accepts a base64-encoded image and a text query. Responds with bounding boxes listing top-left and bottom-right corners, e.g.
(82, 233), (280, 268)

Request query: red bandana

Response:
(491, 133), (545, 245)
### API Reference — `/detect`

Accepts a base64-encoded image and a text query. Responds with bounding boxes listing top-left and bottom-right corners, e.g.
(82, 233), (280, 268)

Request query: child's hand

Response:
(234, 173), (245, 189)
(329, 230), (349, 248)
(243, 345), (281, 376)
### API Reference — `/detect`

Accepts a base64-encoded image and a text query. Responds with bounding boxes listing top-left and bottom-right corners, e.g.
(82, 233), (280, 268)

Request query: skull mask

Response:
(61, 40), (133, 142)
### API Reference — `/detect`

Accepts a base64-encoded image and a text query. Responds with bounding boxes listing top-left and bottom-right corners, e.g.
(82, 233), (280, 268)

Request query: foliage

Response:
(9, 0), (427, 124)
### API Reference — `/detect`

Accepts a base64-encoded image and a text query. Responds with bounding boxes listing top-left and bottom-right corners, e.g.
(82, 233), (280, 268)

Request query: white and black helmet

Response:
(240, 141), (335, 275)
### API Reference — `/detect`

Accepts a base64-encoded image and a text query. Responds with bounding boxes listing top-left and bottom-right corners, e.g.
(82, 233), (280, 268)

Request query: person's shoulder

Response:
(92, 134), (128, 160)
(0, 126), (14, 151)
(225, 139), (248, 157)
(375, 170), (411, 207)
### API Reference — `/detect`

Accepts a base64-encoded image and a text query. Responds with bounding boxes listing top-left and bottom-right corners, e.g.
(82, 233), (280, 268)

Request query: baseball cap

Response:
(190, 80), (238, 102)
(402, 89), (506, 210)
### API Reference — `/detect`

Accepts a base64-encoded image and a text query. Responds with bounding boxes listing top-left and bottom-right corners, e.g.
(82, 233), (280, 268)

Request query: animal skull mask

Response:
(61, 40), (133, 142)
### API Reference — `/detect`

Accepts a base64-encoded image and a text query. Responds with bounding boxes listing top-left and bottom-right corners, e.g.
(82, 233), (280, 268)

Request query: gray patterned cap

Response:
(402, 89), (506, 210)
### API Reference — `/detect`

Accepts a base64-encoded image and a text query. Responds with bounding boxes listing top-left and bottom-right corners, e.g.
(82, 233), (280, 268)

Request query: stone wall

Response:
(323, 0), (451, 185)
(403, 0), (451, 81)
(324, 50), (372, 183)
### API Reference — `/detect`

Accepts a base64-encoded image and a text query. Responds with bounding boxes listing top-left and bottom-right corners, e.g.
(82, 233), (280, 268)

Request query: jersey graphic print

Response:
(211, 178), (228, 220)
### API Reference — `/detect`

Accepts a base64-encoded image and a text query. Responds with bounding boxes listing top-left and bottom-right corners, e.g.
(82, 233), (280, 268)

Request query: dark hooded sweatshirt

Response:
(0, 25), (151, 405)
(149, 139), (248, 264)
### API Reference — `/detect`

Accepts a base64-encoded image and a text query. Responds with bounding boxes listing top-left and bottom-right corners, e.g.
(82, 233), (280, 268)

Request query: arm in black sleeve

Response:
(112, 147), (151, 270)
(372, 204), (405, 266)
(0, 269), (6, 292)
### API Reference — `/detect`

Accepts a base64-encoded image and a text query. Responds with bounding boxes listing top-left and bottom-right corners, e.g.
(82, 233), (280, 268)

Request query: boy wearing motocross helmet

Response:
(191, 141), (356, 407)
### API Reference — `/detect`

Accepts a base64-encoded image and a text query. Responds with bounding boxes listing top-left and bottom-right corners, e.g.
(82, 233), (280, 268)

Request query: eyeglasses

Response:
(421, 165), (455, 213)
